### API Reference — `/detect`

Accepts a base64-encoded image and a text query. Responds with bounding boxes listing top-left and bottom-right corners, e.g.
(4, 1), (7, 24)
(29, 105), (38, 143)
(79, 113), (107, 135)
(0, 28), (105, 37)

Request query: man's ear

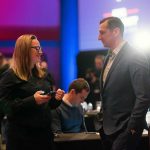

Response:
(113, 27), (120, 37)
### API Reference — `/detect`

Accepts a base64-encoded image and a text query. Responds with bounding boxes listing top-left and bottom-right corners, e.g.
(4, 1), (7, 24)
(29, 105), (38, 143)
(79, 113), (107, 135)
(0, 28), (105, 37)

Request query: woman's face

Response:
(31, 39), (43, 67)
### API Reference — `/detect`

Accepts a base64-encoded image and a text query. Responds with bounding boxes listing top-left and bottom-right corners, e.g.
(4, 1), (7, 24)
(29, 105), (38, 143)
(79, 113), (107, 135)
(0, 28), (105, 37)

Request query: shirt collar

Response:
(63, 98), (73, 107)
(111, 40), (126, 57)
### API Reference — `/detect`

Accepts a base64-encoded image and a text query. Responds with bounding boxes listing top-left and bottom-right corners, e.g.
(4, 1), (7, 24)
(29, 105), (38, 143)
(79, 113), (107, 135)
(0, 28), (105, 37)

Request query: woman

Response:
(0, 34), (64, 150)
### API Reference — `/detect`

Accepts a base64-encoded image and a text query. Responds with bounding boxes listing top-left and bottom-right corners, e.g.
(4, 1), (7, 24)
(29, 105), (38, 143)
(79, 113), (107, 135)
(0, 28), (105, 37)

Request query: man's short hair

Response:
(68, 78), (90, 94)
(100, 16), (124, 36)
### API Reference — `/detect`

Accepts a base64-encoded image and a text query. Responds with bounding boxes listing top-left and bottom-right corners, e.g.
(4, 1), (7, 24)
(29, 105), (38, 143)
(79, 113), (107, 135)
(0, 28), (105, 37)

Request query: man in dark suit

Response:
(98, 16), (150, 150)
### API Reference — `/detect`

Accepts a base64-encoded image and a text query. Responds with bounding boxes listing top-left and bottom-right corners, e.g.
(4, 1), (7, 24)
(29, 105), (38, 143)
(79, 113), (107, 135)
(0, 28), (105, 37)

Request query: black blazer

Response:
(100, 43), (150, 135)
(0, 69), (53, 131)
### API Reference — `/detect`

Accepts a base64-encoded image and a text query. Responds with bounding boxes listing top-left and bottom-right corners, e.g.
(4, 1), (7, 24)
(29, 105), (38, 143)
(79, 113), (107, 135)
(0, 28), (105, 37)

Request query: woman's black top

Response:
(0, 68), (53, 131)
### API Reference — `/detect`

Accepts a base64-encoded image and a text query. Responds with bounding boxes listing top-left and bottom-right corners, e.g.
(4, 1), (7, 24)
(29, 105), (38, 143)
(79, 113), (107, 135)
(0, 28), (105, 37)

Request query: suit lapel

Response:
(100, 54), (110, 92)
(103, 43), (128, 90)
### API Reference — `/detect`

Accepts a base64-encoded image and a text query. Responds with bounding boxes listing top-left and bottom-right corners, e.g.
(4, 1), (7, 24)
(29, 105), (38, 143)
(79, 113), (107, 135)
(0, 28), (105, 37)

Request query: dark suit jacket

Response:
(100, 43), (150, 135)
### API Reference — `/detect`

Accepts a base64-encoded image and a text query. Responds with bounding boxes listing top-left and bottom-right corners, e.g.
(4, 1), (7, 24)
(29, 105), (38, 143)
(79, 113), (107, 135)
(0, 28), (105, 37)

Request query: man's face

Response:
(98, 21), (115, 48)
(0, 54), (4, 67)
(95, 58), (103, 70)
(74, 89), (89, 106)
(0, 58), (3, 66)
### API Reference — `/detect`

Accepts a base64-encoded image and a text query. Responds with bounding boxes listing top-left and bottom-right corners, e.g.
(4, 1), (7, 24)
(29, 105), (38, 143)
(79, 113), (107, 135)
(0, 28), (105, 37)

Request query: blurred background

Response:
(0, 0), (150, 92)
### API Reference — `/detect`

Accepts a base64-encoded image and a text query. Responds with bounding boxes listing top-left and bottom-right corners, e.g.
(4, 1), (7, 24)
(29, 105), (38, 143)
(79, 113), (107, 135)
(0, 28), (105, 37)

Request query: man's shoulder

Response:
(56, 101), (69, 112)
(121, 43), (145, 60)
(121, 44), (150, 71)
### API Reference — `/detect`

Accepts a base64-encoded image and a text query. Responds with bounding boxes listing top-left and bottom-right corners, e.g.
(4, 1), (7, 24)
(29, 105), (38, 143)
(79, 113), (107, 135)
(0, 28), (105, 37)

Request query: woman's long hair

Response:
(11, 34), (45, 80)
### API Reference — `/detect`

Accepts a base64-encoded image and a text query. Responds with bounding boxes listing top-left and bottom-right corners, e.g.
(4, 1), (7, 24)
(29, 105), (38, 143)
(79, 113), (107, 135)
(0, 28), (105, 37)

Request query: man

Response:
(0, 52), (9, 76)
(51, 78), (90, 133)
(98, 16), (150, 150)
(85, 68), (101, 108)
(94, 54), (104, 78)
(0, 52), (9, 144)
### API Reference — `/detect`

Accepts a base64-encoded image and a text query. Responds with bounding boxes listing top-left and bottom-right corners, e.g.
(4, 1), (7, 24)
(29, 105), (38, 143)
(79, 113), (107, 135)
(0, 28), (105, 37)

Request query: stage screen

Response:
(78, 0), (150, 51)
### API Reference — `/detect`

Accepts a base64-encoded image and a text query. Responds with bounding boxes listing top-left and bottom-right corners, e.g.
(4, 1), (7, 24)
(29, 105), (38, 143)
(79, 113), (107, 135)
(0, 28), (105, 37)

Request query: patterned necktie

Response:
(103, 52), (116, 84)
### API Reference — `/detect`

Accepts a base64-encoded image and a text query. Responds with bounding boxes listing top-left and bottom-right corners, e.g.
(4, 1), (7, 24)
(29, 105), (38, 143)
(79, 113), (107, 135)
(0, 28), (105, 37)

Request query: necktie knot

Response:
(108, 51), (115, 61)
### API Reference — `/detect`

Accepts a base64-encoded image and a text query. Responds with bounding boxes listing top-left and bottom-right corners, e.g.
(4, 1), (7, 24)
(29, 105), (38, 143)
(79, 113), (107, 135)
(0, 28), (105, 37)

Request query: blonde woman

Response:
(0, 34), (64, 150)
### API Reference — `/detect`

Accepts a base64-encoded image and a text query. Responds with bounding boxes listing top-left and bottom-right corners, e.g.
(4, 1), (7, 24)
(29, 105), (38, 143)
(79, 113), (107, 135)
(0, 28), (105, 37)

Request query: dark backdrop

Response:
(77, 49), (108, 78)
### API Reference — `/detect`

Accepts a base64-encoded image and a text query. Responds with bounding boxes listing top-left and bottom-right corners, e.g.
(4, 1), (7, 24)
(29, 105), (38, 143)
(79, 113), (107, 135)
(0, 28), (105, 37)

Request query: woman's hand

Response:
(34, 91), (51, 105)
(55, 89), (65, 100)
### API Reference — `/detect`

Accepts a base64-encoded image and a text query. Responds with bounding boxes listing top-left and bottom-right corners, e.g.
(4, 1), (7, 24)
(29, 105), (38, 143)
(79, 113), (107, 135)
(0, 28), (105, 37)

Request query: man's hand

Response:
(55, 89), (65, 100)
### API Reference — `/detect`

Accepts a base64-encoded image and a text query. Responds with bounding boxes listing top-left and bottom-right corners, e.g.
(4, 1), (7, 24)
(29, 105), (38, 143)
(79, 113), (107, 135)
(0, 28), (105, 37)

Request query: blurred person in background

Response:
(51, 78), (90, 133)
(40, 60), (56, 91)
(0, 34), (64, 150)
(84, 54), (104, 109)
(94, 54), (104, 78)
(0, 52), (10, 145)
(85, 68), (100, 109)
(40, 61), (60, 109)
(0, 52), (9, 76)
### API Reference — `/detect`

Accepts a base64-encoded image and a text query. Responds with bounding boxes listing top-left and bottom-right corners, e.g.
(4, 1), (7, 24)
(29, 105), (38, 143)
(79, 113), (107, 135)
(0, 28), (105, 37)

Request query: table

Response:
(54, 132), (148, 150)
(54, 132), (102, 150)
(54, 132), (100, 142)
